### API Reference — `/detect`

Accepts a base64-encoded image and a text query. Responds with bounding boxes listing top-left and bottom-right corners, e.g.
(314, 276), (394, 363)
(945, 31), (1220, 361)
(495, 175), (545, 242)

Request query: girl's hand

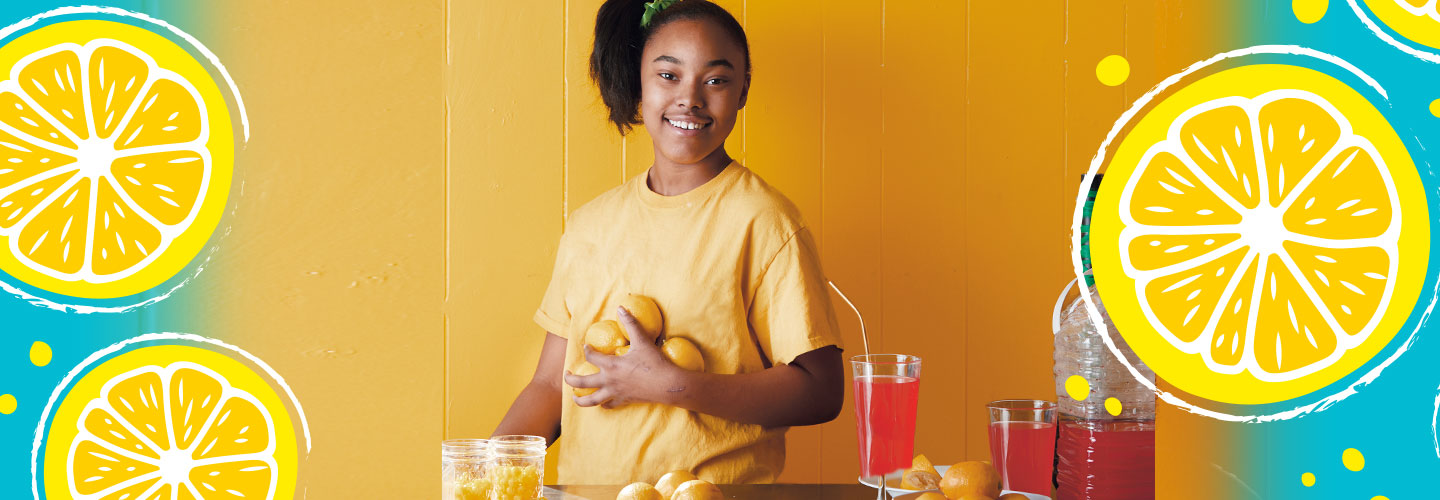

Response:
(564, 306), (684, 409)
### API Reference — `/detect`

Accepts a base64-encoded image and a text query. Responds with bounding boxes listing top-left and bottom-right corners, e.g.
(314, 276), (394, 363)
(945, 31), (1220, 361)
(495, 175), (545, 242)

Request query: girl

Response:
(492, 0), (845, 485)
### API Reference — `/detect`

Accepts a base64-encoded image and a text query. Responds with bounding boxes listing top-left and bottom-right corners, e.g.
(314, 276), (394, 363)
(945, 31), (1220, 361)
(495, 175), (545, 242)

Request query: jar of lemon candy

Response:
(488, 435), (546, 500)
(442, 439), (492, 500)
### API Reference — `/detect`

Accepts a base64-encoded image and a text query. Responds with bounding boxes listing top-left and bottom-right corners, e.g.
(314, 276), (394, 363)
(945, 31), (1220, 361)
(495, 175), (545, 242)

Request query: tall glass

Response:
(987, 399), (1057, 495)
(853, 354), (921, 499)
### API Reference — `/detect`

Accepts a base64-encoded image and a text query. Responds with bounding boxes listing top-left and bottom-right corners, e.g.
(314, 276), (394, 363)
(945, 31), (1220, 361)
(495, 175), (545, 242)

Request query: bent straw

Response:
(828, 280), (869, 356)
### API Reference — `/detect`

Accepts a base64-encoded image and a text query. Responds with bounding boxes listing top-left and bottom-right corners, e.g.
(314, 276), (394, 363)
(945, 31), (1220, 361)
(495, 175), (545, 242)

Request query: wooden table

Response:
(546, 484), (885, 499)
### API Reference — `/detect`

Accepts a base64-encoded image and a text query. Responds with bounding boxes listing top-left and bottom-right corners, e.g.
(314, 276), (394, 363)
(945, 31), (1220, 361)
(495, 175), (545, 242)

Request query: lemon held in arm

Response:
(586, 320), (630, 355)
(620, 294), (665, 335)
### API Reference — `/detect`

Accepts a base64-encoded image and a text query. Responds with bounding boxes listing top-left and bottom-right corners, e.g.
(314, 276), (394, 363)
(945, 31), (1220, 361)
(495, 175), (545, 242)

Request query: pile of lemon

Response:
(616, 470), (722, 500)
(572, 294), (706, 401)
(904, 454), (1024, 500)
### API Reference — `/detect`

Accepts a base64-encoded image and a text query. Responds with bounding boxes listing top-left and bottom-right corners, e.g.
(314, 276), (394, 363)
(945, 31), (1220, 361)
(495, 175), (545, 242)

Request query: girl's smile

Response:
(664, 113), (712, 135)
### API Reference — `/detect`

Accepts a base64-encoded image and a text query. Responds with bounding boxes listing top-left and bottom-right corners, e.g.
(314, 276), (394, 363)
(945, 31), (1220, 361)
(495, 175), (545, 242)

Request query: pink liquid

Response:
(853, 375), (919, 478)
(988, 421), (1057, 495)
(1056, 418), (1155, 500)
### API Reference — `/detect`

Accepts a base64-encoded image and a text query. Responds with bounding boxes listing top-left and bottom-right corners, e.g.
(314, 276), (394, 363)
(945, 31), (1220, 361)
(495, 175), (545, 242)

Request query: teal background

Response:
(0, 2), (221, 497)
(1234, 1), (1440, 498)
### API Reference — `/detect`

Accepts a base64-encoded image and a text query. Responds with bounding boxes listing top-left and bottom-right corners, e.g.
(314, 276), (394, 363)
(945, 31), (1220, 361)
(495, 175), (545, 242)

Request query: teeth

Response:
(667, 118), (704, 130)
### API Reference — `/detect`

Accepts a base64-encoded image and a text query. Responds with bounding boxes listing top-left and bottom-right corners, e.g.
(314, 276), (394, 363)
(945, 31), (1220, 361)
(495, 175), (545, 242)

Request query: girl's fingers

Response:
(616, 306), (657, 345)
(575, 388), (611, 408)
(581, 345), (605, 366)
(564, 368), (601, 389)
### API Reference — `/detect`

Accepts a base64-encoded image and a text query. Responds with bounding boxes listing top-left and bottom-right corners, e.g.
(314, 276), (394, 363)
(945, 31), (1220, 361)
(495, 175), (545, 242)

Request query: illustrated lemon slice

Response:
(0, 20), (233, 299)
(43, 345), (297, 500)
(1360, 0), (1440, 51)
(1091, 64), (1428, 405)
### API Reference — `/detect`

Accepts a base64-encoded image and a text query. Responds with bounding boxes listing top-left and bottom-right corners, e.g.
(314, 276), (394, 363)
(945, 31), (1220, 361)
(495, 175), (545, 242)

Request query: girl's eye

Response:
(706, 78), (727, 85)
(659, 73), (676, 80)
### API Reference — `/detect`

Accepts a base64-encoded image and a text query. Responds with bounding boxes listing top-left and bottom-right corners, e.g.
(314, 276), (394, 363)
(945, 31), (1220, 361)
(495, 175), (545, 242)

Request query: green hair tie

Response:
(640, 0), (680, 28)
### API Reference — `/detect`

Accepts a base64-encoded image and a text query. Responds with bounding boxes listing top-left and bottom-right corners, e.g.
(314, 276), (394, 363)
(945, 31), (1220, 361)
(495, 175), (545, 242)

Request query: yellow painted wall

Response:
(212, 0), (1231, 495)
(210, 0), (446, 497)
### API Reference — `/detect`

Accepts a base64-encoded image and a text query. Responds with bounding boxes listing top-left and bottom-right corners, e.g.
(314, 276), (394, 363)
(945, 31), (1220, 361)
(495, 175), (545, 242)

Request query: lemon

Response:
(617, 482), (663, 500)
(572, 361), (601, 397)
(0, 19), (233, 299)
(655, 470), (698, 499)
(661, 337), (705, 372)
(670, 479), (722, 500)
(903, 452), (942, 488)
(939, 461), (1001, 500)
(1360, 0), (1440, 50)
(901, 468), (940, 490)
(42, 345), (297, 500)
(619, 293), (664, 336)
(1090, 64), (1428, 404)
(586, 320), (630, 355)
(912, 453), (939, 476)
(615, 345), (631, 356)
(915, 493), (949, 500)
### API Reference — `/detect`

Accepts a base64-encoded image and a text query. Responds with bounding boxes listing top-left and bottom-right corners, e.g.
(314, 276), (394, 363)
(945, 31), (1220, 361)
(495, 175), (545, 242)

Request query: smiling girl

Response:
(491, 0), (844, 484)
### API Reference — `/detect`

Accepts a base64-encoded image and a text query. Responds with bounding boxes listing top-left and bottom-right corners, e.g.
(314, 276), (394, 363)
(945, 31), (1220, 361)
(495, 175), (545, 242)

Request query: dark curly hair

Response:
(590, 0), (750, 135)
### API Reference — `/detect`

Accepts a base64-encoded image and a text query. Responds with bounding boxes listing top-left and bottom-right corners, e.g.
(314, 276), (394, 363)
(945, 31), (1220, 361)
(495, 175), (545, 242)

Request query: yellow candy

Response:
(490, 464), (542, 500)
(455, 478), (491, 500)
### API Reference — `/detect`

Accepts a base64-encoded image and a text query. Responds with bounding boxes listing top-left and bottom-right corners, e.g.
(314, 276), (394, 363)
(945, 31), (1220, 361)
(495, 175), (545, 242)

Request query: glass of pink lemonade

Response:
(987, 399), (1057, 495)
(852, 354), (921, 498)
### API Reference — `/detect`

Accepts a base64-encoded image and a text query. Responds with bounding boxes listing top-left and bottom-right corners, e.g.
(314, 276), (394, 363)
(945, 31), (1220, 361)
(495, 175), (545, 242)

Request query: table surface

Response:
(546, 484), (892, 500)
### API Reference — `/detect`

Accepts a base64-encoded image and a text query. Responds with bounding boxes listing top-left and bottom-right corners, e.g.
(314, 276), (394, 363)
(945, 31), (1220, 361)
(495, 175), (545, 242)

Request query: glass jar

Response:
(442, 439), (491, 500)
(488, 435), (546, 500)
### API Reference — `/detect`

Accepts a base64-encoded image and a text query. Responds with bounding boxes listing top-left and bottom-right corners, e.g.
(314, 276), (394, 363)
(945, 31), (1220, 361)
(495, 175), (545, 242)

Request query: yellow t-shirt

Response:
(534, 162), (843, 484)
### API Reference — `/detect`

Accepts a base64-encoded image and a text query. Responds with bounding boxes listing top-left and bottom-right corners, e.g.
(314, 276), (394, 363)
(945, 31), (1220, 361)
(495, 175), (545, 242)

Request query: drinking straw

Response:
(828, 281), (869, 356)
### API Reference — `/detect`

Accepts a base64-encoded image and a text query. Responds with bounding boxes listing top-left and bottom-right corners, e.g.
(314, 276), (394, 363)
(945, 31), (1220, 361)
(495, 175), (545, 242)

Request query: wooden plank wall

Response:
(443, 0), (1239, 484)
(215, 0), (1243, 495)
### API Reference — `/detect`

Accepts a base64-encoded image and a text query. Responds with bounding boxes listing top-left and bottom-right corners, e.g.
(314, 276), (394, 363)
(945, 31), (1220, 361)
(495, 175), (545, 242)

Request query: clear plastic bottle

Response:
(1052, 285), (1156, 500)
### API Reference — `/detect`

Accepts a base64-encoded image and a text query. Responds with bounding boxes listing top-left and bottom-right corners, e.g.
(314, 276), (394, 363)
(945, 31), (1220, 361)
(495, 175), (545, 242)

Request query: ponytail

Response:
(590, 0), (750, 135)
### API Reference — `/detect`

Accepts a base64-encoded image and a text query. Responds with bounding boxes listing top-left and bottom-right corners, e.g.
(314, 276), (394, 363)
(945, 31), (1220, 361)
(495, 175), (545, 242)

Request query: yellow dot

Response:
(1342, 448), (1365, 471)
(1293, 0), (1328, 23)
(1430, 98), (1440, 118)
(0, 394), (15, 414)
(30, 341), (51, 367)
(1096, 55), (1130, 87)
(1372, 496), (1389, 500)
(1065, 375), (1091, 401)
(1301, 472), (1316, 487)
(1104, 397), (1123, 416)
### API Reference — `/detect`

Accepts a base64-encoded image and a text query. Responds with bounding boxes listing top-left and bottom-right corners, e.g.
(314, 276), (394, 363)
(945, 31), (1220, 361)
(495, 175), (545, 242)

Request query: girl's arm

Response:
(565, 308), (845, 428)
(492, 332), (567, 444)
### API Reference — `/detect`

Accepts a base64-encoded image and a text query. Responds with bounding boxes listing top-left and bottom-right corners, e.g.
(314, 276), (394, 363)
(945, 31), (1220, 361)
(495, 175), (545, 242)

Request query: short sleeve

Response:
(748, 227), (844, 365)
(534, 231), (575, 337)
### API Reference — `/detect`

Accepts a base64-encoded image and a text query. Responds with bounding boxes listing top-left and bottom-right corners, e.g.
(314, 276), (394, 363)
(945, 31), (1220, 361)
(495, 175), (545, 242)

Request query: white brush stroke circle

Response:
(0, 5), (248, 313)
(1071, 44), (1436, 422)
(30, 332), (311, 500)
(1347, 0), (1440, 64)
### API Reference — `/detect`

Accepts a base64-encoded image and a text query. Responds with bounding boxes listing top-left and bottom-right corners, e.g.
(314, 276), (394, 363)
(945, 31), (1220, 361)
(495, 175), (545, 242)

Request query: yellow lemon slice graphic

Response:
(1361, 0), (1440, 50)
(1091, 63), (1428, 405)
(0, 20), (233, 299)
(42, 345), (297, 500)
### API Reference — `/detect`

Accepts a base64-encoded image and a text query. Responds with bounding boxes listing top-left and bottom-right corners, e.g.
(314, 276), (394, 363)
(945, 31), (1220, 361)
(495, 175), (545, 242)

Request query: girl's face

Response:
(639, 19), (748, 166)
